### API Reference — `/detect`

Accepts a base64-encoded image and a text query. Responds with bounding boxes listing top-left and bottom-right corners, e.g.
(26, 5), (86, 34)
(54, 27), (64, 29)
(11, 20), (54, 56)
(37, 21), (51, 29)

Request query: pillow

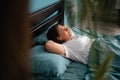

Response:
(33, 31), (48, 45)
(33, 23), (59, 45)
(71, 27), (81, 35)
(30, 45), (71, 77)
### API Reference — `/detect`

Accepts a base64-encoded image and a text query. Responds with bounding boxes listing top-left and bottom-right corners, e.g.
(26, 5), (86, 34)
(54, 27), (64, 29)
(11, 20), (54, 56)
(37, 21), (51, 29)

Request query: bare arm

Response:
(45, 40), (65, 55)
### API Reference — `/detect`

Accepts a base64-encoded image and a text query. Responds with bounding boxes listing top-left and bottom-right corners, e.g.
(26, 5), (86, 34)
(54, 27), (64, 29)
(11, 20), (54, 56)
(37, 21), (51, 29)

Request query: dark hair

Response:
(47, 24), (65, 43)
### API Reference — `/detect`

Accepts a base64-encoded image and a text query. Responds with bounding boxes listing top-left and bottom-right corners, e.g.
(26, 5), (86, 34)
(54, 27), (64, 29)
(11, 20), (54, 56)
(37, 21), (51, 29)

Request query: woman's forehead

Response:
(57, 25), (64, 30)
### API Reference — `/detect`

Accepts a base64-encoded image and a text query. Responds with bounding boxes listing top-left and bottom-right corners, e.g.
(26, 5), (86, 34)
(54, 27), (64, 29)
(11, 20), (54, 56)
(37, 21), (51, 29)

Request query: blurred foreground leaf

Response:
(94, 52), (115, 80)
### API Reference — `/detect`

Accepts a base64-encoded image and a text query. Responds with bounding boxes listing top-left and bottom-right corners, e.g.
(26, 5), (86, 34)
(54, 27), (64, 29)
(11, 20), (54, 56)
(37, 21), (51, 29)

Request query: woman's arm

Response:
(45, 40), (65, 55)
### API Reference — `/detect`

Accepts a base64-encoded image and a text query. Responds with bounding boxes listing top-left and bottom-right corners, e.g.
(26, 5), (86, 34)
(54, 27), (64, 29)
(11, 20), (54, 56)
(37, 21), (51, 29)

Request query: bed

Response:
(30, 1), (120, 80)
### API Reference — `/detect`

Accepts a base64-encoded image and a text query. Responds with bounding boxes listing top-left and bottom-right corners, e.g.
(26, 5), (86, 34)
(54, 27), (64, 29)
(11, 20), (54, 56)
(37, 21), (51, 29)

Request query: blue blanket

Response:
(72, 28), (120, 80)
(34, 61), (88, 80)
(32, 27), (120, 80)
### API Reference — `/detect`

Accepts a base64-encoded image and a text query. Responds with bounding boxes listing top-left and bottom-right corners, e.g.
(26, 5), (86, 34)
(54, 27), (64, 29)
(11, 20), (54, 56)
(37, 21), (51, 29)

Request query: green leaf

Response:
(93, 52), (115, 80)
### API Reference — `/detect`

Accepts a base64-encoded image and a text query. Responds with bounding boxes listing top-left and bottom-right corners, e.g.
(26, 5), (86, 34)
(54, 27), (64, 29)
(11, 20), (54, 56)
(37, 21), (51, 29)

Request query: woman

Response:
(45, 25), (95, 64)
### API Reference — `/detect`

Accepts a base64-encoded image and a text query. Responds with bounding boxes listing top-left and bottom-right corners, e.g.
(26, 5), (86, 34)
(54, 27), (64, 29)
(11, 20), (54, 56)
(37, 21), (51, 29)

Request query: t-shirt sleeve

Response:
(63, 44), (78, 61)
(63, 45), (70, 58)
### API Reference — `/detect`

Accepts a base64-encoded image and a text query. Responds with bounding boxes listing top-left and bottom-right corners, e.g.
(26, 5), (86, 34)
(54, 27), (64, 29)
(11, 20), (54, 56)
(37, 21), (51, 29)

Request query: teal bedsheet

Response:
(32, 27), (120, 80)
(34, 61), (88, 80)
(86, 34), (120, 80)
(72, 27), (120, 80)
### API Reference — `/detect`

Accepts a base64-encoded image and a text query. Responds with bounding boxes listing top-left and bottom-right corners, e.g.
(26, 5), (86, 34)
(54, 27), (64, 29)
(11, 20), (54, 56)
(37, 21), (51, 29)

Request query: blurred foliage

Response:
(64, 0), (116, 80)
(64, 0), (117, 29)
(93, 52), (114, 80)
(72, 27), (116, 80)
(90, 40), (115, 80)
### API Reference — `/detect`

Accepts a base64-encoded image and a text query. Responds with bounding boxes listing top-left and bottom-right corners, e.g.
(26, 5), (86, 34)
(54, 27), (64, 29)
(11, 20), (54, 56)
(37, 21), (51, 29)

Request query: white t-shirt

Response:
(62, 35), (95, 64)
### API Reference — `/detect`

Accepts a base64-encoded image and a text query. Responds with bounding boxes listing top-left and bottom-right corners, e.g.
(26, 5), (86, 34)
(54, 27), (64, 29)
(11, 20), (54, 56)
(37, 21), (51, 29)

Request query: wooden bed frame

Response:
(29, 1), (64, 38)
(29, 1), (65, 77)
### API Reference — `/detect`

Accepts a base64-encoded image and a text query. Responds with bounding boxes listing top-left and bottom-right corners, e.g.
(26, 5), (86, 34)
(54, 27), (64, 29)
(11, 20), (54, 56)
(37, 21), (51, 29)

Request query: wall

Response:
(29, 0), (60, 13)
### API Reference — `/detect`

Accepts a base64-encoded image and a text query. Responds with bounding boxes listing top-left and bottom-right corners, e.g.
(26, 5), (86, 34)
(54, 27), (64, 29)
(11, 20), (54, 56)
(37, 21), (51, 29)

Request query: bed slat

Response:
(30, 1), (63, 27)
(31, 12), (64, 37)
(30, 1), (64, 38)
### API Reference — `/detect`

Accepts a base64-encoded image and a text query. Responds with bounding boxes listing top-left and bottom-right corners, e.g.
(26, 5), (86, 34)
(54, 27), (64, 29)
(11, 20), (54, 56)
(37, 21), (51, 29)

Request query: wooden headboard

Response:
(29, 1), (64, 38)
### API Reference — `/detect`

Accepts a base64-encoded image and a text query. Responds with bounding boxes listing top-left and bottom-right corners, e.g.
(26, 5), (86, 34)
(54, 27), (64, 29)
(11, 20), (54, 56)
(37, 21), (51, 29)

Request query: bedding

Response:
(33, 30), (48, 45)
(30, 45), (70, 77)
(34, 61), (88, 80)
(31, 26), (120, 80)
(32, 24), (57, 45)
(31, 27), (88, 80)
(86, 37), (120, 80)
(73, 28), (120, 80)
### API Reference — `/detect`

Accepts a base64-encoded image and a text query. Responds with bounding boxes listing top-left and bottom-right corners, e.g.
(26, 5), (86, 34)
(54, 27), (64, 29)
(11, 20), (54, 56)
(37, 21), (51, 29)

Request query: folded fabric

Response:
(32, 24), (58, 45)
(33, 31), (48, 45)
(85, 30), (120, 80)
(71, 27), (120, 80)
(30, 45), (71, 77)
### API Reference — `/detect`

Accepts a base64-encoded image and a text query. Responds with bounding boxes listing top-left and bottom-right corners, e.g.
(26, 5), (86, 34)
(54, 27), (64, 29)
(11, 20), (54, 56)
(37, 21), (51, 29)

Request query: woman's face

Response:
(57, 25), (72, 41)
